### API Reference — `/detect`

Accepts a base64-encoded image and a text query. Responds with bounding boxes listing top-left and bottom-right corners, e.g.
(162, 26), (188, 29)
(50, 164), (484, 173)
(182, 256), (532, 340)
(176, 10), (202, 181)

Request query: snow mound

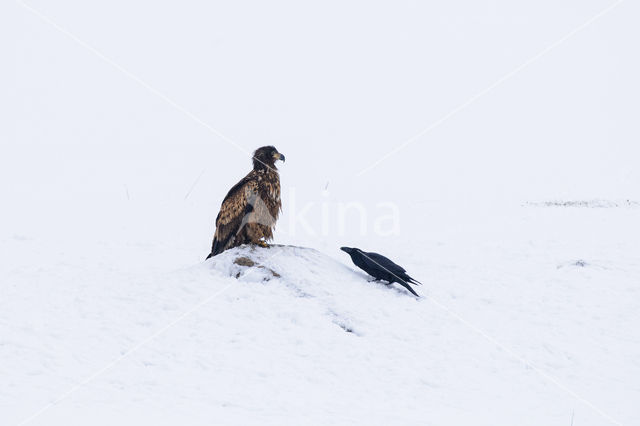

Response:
(209, 244), (418, 293)
(206, 245), (421, 334)
(6, 244), (636, 426)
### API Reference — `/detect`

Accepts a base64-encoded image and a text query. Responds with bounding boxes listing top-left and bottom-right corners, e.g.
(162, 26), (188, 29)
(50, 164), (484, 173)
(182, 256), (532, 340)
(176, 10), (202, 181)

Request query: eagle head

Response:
(253, 146), (285, 170)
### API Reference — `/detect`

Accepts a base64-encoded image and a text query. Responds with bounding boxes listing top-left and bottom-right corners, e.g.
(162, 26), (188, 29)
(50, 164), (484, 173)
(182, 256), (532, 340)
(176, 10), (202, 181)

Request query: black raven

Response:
(340, 247), (421, 297)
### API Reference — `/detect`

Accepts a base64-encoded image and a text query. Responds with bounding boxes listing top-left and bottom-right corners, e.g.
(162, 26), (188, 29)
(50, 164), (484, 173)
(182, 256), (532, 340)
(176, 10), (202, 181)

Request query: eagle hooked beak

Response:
(274, 152), (285, 162)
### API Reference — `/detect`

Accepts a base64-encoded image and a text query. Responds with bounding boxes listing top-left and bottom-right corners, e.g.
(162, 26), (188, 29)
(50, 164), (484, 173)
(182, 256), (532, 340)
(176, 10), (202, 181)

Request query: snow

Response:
(2, 212), (639, 426)
(3, 0), (640, 425)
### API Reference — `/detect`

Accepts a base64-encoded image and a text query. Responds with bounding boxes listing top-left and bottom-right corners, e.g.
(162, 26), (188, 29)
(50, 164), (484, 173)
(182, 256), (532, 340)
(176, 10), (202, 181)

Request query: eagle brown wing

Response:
(207, 173), (259, 258)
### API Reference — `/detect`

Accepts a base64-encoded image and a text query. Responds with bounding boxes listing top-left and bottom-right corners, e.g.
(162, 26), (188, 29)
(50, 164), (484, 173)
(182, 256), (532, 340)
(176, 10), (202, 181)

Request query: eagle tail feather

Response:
(207, 237), (223, 259)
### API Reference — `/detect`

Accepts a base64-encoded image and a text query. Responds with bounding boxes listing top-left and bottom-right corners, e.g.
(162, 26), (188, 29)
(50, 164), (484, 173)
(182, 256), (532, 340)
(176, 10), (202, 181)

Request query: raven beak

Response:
(274, 152), (285, 162)
(340, 247), (350, 253)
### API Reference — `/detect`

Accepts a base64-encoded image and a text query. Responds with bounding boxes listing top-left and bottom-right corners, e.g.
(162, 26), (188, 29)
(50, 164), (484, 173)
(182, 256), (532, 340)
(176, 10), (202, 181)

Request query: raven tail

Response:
(397, 280), (420, 297)
(408, 276), (422, 285)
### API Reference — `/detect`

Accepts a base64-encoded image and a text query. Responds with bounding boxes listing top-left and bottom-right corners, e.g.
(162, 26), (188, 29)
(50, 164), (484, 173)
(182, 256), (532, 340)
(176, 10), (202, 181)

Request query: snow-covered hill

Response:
(3, 235), (639, 426)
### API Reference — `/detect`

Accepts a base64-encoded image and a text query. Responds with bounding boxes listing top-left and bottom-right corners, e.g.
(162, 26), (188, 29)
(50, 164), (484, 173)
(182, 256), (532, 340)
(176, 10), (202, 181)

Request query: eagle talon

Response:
(257, 240), (270, 248)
